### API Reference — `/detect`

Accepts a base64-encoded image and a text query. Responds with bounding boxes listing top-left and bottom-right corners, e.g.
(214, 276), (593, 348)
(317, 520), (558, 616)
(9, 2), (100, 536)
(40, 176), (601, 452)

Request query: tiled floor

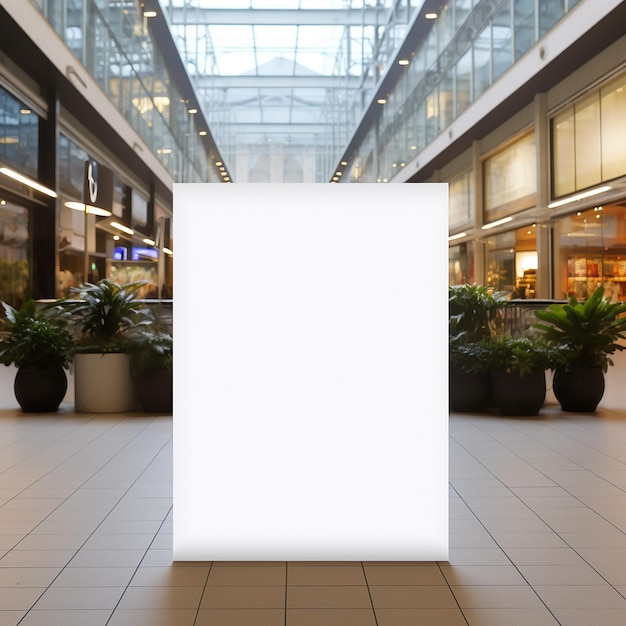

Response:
(2, 368), (626, 624)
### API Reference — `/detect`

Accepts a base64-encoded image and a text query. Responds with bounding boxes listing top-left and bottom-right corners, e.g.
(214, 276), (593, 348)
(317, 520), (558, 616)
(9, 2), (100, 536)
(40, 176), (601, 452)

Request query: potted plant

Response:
(0, 300), (73, 412)
(66, 279), (152, 413)
(129, 326), (173, 413)
(449, 284), (508, 412)
(484, 334), (559, 416)
(534, 285), (626, 412)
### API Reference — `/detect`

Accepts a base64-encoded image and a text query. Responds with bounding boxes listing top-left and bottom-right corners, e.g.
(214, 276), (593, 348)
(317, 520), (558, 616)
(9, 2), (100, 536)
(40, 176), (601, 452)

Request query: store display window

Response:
(553, 204), (626, 301)
(485, 224), (537, 297)
(0, 199), (29, 307)
(449, 241), (475, 286)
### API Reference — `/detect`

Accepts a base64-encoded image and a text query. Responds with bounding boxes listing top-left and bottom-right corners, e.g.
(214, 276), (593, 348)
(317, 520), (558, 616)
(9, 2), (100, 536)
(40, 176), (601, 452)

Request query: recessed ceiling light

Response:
(398, 59), (410, 66)
(143, 10), (157, 18)
(198, 131), (207, 136)
(188, 108), (198, 114)
(377, 98), (387, 104)
(425, 12), (438, 20)
(340, 161), (347, 166)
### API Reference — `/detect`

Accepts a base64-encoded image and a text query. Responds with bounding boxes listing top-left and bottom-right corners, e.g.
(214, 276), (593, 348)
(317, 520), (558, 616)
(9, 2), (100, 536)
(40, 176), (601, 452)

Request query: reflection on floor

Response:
(1, 365), (626, 625)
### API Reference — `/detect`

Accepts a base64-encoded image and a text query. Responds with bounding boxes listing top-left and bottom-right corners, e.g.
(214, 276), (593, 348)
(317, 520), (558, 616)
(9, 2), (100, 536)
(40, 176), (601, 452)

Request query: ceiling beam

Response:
(194, 74), (362, 89)
(167, 7), (398, 27)
(220, 123), (331, 134)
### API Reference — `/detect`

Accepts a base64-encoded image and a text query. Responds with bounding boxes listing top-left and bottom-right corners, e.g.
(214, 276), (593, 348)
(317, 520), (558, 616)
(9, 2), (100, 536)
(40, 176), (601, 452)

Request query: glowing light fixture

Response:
(143, 10), (157, 18)
(163, 247), (173, 255)
(547, 185), (612, 209)
(340, 161), (348, 166)
(198, 130), (207, 136)
(0, 167), (57, 198)
(143, 238), (156, 246)
(377, 98), (387, 104)
(425, 12), (438, 19)
(448, 232), (467, 241)
(188, 108), (198, 114)
(398, 59), (410, 66)
(482, 216), (513, 230)
(110, 222), (134, 236)
(65, 201), (112, 217)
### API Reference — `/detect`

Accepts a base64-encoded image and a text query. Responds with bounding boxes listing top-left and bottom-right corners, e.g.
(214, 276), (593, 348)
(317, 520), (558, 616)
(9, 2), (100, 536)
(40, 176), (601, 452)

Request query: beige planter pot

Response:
(74, 353), (138, 413)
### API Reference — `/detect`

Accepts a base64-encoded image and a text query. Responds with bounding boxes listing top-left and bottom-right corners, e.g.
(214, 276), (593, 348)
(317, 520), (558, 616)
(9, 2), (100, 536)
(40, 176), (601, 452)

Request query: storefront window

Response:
(0, 86), (39, 179)
(553, 204), (626, 301)
(485, 224), (537, 297)
(449, 241), (475, 286)
(449, 169), (474, 230)
(484, 133), (537, 223)
(600, 74), (626, 181)
(552, 71), (626, 200)
(0, 199), (29, 307)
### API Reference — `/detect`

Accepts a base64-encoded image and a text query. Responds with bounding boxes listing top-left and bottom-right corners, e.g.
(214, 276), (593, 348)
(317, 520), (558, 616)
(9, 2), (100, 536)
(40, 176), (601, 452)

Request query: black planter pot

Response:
(14, 366), (68, 413)
(449, 367), (492, 412)
(553, 366), (605, 412)
(135, 369), (173, 413)
(491, 369), (546, 416)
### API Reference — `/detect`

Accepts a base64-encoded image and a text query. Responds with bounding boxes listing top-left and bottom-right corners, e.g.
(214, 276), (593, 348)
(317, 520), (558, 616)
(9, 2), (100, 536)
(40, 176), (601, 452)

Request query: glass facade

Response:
(0, 85), (39, 306)
(39, 0), (220, 183)
(164, 0), (413, 182)
(553, 204), (626, 302)
(485, 224), (537, 297)
(552, 73), (626, 198)
(342, 0), (582, 185)
(0, 88), (39, 180)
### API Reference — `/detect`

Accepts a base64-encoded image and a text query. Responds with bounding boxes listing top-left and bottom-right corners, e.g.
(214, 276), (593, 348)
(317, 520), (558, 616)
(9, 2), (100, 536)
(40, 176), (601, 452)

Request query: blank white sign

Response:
(173, 183), (448, 561)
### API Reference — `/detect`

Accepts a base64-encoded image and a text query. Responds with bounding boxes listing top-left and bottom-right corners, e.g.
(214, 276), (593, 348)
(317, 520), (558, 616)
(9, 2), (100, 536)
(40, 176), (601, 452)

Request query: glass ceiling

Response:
(163, 0), (413, 182)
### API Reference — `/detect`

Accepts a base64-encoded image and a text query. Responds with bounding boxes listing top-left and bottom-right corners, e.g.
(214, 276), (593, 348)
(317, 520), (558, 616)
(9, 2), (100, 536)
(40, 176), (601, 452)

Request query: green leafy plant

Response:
(449, 283), (508, 343)
(0, 300), (73, 369)
(449, 340), (492, 374)
(449, 284), (509, 375)
(128, 326), (173, 378)
(67, 279), (153, 352)
(483, 335), (562, 378)
(534, 285), (626, 371)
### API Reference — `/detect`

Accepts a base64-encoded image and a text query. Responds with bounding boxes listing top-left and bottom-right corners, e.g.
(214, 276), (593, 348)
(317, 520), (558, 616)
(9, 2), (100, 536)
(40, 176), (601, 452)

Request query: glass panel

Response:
(455, 49), (472, 117)
(440, 72), (454, 131)
(455, 0), (473, 29)
(484, 133), (537, 221)
(539, 0), (565, 37)
(600, 74), (626, 181)
(492, 1), (512, 81)
(485, 230), (516, 293)
(513, 224), (538, 299)
(449, 241), (475, 285)
(0, 86), (39, 179)
(514, 0), (535, 61)
(552, 108), (575, 197)
(449, 170), (474, 230)
(473, 25), (491, 99)
(0, 200), (29, 308)
(574, 93), (601, 189)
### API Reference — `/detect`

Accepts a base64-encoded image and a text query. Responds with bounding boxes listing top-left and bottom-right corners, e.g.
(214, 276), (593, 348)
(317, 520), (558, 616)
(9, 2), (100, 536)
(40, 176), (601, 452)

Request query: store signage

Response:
(83, 159), (113, 213)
